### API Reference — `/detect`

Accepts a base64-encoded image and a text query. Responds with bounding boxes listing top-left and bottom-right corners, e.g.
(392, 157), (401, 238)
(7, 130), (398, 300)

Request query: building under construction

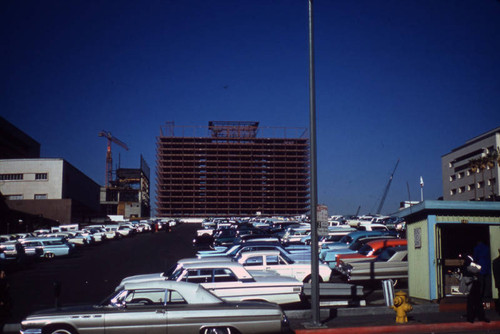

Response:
(156, 121), (310, 217)
(100, 155), (151, 219)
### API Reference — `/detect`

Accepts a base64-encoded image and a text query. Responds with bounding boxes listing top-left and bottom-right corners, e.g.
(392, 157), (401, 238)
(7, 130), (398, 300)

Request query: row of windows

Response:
(0, 173), (48, 181)
(449, 169), (485, 181)
(449, 178), (496, 195)
(6, 194), (48, 200)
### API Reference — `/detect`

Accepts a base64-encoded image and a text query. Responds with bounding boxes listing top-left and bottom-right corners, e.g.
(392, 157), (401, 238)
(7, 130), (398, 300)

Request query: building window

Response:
(478, 181), (485, 189)
(6, 194), (23, 200)
(0, 174), (23, 180)
(35, 173), (48, 180)
(458, 172), (465, 179)
(450, 175), (456, 182)
(450, 189), (457, 196)
(489, 178), (496, 186)
(459, 186), (466, 193)
(34, 194), (48, 200)
(468, 184), (475, 191)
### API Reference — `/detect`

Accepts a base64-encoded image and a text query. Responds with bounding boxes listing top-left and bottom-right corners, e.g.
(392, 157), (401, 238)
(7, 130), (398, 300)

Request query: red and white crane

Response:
(98, 130), (129, 187)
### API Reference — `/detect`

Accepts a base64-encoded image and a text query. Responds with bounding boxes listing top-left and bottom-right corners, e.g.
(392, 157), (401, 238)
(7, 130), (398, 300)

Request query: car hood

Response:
(25, 304), (100, 319)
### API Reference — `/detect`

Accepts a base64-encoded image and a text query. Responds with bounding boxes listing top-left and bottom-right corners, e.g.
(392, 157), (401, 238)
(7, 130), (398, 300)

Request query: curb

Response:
(293, 321), (500, 334)
(284, 304), (439, 319)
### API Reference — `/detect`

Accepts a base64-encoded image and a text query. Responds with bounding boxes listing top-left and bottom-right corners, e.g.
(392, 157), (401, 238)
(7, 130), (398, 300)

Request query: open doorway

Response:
(439, 223), (491, 299)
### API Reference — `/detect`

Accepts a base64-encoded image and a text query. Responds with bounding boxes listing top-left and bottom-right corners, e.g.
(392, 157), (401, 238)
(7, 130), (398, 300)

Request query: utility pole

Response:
(308, 0), (321, 327)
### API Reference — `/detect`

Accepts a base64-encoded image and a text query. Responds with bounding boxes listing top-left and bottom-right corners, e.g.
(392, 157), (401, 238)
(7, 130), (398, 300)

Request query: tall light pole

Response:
(308, 0), (321, 327)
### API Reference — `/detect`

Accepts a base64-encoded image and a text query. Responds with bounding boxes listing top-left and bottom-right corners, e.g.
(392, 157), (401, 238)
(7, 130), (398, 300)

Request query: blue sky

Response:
(2, 0), (500, 216)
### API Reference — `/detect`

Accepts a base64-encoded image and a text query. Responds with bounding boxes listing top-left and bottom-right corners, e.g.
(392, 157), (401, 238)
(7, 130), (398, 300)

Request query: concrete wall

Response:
(0, 159), (64, 199)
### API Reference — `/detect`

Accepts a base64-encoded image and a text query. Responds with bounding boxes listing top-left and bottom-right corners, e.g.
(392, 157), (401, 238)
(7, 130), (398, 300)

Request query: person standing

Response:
(461, 255), (489, 323)
(492, 248), (500, 314)
(473, 239), (492, 299)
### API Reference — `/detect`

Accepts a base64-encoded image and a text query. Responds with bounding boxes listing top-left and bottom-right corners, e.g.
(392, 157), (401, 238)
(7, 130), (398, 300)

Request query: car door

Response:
(163, 289), (211, 334)
(265, 255), (294, 278)
(104, 288), (168, 334)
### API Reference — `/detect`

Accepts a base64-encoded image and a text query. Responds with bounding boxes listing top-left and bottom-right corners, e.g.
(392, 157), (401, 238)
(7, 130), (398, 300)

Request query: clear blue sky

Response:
(2, 0), (500, 216)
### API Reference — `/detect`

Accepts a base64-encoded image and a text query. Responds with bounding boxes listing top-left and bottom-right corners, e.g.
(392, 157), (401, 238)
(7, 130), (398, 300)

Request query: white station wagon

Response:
(236, 250), (332, 283)
(119, 261), (303, 305)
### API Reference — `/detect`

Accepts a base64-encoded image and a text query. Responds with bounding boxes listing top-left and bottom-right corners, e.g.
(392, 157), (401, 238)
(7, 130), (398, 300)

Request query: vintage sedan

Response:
(20, 280), (290, 334)
(197, 241), (311, 262)
(334, 238), (408, 267)
(119, 261), (303, 305)
(235, 250), (332, 282)
(334, 246), (408, 283)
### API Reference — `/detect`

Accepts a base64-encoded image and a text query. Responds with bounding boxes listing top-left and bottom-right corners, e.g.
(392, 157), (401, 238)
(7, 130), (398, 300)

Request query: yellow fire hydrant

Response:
(391, 290), (412, 323)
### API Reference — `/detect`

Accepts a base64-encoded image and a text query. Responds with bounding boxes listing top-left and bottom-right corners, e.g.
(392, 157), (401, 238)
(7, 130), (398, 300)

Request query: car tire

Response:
(203, 328), (231, 334)
(303, 275), (323, 284)
(44, 326), (76, 334)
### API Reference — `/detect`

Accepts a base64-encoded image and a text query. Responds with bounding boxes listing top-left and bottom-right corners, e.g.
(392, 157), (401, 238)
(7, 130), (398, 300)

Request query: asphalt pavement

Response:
(3, 223), (500, 334)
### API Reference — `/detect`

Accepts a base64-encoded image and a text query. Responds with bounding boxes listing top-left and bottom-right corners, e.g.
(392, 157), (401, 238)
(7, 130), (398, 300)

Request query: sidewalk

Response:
(286, 302), (500, 333)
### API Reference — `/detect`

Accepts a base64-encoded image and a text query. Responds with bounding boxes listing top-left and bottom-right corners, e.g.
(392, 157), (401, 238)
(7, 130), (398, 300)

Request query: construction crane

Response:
(98, 130), (129, 187)
(376, 159), (400, 215)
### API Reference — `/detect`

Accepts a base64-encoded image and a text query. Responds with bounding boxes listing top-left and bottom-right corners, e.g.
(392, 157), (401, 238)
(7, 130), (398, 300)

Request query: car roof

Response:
(365, 238), (407, 248)
(122, 280), (222, 304)
(347, 230), (388, 238)
(238, 250), (281, 257)
(19, 237), (66, 242)
(178, 257), (233, 264)
(180, 261), (244, 269)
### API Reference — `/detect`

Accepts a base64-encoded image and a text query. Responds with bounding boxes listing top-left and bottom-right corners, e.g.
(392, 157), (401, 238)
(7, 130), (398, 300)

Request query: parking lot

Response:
(6, 223), (199, 323)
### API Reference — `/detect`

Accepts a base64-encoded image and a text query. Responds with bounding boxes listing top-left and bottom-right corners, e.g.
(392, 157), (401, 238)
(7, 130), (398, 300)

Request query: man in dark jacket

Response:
(462, 254), (489, 323)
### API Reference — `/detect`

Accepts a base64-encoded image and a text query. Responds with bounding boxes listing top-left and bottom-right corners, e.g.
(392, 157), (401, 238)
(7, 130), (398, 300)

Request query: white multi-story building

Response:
(441, 127), (500, 201)
(0, 158), (101, 224)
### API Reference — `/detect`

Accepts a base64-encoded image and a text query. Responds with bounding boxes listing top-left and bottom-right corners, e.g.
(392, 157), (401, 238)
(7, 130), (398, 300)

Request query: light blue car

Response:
(19, 237), (75, 259)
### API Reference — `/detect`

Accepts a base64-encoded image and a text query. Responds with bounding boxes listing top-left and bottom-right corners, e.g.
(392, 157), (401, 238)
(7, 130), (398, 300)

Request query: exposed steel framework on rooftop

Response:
(156, 121), (310, 217)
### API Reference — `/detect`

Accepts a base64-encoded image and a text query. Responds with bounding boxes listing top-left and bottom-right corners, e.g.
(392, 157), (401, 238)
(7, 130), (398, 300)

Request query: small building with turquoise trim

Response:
(395, 200), (500, 302)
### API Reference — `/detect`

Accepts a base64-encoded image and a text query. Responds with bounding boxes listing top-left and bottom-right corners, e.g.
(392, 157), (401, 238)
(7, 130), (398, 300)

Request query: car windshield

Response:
(338, 235), (353, 244)
(280, 252), (293, 264)
(358, 244), (374, 256)
(348, 241), (364, 251)
(375, 248), (396, 262)
(168, 267), (184, 281)
(162, 263), (178, 278)
(226, 245), (241, 256)
(100, 289), (128, 307)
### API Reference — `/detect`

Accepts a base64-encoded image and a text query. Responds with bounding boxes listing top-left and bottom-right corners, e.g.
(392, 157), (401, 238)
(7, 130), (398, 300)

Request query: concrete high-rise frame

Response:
(156, 121), (310, 217)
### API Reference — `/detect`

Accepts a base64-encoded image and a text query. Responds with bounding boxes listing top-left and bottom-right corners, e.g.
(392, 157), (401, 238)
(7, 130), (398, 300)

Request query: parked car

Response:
(192, 233), (215, 250)
(334, 245), (408, 283)
(334, 238), (408, 267)
(320, 230), (397, 254)
(20, 280), (290, 334)
(196, 241), (311, 263)
(19, 237), (75, 259)
(213, 228), (238, 246)
(119, 261), (303, 305)
(235, 250), (332, 283)
(45, 232), (91, 246)
(320, 235), (400, 268)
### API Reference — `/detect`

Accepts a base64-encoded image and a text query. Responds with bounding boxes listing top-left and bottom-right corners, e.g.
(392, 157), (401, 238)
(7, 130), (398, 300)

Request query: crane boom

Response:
(98, 130), (129, 187)
(376, 159), (399, 215)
